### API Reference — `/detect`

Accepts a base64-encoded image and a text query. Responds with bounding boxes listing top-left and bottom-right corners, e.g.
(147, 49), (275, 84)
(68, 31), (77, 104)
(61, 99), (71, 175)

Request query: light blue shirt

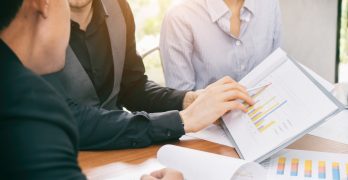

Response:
(160, 0), (281, 90)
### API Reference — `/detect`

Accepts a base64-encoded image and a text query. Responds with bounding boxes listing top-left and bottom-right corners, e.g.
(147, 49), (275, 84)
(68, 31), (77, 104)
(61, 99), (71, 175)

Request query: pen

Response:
(247, 82), (272, 93)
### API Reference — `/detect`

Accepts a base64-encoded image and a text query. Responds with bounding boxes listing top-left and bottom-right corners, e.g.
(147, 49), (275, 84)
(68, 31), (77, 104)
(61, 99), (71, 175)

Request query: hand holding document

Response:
(187, 58), (346, 148)
(222, 48), (343, 162)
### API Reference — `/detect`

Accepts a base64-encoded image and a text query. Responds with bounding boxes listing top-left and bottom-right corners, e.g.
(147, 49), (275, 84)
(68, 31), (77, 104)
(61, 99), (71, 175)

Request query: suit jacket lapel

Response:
(62, 47), (100, 106)
(100, 0), (127, 108)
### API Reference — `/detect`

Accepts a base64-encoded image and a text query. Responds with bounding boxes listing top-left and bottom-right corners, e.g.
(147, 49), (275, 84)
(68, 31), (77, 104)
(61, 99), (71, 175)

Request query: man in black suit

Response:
(0, 0), (184, 179)
(0, 0), (86, 179)
(0, 0), (253, 179)
(45, 0), (254, 150)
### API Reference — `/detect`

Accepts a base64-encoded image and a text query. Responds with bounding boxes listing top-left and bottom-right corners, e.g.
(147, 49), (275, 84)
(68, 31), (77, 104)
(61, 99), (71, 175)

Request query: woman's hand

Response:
(180, 76), (254, 133)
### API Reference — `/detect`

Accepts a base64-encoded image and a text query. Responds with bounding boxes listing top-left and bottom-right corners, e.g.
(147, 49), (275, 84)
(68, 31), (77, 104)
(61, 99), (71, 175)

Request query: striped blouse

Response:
(160, 0), (281, 90)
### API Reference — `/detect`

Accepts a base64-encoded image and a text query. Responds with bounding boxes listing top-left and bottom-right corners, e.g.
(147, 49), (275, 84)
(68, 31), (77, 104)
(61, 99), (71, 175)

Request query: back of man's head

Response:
(0, 0), (71, 75)
(0, 0), (24, 31)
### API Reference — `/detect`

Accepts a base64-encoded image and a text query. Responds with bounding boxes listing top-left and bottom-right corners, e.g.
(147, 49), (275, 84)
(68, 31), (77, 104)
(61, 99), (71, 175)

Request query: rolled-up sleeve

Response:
(160, 8), (196, 91)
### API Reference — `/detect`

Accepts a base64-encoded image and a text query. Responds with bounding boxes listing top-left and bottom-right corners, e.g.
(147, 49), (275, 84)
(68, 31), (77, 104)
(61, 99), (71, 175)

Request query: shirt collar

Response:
(206, 0), (256, 22)
(206, 0), (229, 22)
(71, 0), (108, 33)
(243, 0), (256, 15)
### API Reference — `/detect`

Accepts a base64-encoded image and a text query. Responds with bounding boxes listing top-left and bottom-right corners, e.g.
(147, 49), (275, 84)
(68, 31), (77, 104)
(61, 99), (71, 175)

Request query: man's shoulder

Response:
(0, 58), (76, 133)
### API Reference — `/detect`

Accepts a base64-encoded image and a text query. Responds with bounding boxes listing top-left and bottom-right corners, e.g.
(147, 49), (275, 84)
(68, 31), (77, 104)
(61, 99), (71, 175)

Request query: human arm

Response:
(159, 6), (196, 91)
(67, 75), (254, 147)
(44, 72), (185, 150)
(67, 99), (185, 150)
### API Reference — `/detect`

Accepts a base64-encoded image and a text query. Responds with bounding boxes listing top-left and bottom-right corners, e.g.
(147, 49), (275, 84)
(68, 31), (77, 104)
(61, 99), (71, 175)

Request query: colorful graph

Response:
(246, 84), (288, 133)
(268, 150), (348, 180)
(274, 157), (348, 179)
(276, 157), (286, 175)
(318, 161), (326, 179)
(291, 158), (299, 176)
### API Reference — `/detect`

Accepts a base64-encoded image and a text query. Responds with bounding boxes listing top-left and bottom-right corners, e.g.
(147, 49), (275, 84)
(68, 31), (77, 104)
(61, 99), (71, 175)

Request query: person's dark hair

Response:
(0, 0), (24, 31)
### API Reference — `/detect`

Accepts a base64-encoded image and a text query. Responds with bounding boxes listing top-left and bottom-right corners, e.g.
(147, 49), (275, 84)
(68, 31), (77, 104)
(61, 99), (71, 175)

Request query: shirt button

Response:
(166, 130), (171, 137)
(236, 41), (242, 46)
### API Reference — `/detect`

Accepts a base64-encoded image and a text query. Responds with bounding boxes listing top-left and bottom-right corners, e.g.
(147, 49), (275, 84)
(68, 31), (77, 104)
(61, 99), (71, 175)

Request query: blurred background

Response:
(128, 0), (348, 86)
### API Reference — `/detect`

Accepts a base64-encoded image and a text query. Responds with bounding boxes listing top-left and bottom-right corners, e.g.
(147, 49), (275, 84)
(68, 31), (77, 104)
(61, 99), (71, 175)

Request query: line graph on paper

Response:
(245, 83), (294, 135)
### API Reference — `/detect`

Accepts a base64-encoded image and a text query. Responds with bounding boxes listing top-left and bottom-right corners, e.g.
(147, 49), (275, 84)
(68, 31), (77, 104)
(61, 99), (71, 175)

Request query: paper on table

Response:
(310, 110), (348, 144)
(262, 149), (348, 180)
(85, 159), (165, 180)
(157, 145), (266, 180)
(186, 124), (234, 147)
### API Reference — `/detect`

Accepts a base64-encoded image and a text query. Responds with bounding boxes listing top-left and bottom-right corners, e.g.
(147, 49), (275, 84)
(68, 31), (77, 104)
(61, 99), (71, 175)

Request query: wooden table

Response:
(78, 135), (348, 179)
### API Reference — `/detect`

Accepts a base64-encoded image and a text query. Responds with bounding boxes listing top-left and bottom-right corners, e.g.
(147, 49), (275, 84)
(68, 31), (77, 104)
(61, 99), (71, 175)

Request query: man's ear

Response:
(33, 0), (50, 19)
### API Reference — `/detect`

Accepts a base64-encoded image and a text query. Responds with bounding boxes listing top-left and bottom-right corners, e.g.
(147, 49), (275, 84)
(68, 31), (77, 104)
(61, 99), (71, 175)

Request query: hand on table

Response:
(180, 76), (254, 133)
(140, 168), (184, 180)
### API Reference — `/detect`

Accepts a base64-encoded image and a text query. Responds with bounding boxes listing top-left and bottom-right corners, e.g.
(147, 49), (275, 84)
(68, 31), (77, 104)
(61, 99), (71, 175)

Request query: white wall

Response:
(279, 0), (339, 83)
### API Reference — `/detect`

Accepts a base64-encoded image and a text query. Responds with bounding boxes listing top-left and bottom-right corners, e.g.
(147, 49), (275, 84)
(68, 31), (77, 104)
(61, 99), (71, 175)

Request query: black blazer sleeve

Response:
(117, 0), (188, 113)
(67, 99), (185, 150)
(44, 75), (185, 150)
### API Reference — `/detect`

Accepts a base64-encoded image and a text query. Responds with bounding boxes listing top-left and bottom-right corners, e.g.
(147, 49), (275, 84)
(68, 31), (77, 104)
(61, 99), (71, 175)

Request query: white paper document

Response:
(187, 63), (335, 148)
(263, 149), (348, 180)
(310, 110), (348, 144)
(186, 124), (234, 147)
(157, 145), (266, 180)
(222, 49), (341, 162)
(84, 158), (165, 180)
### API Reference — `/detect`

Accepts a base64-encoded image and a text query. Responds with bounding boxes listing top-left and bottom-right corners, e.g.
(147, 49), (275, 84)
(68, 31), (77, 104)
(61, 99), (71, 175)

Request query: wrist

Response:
(182, 91), (196, 109)
(179, 110), (194, 133)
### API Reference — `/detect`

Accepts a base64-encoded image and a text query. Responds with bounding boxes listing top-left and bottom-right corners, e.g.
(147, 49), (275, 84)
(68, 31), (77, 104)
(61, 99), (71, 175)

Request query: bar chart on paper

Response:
(221, 49), (340, 161)
(245, 82), (294, 135)
(264, 149), (348, 180)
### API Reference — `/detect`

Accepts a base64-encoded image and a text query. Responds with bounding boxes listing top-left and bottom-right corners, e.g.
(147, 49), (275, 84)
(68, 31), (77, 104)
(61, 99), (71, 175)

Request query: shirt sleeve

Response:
(272, 0), (282, 50)
(117, 0), (188, 113)
(160, 6), (196, 91)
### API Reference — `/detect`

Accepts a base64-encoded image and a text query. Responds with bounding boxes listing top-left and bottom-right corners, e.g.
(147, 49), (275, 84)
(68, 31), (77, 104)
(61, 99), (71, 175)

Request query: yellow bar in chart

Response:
(248, 97), (275, 117)
(252, 102), (279, 122)
(304, 160), (312, 178)
(259, 121), (276, 133)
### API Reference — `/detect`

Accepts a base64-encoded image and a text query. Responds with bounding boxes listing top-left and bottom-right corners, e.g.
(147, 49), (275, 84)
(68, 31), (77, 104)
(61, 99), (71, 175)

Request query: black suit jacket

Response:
(0, 41), (86, 179)
(44, 0), (186, 150)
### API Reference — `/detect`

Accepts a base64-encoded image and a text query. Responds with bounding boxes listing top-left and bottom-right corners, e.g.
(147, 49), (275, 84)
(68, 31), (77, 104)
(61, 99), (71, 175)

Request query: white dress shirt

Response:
(160, 0), (281, 90)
